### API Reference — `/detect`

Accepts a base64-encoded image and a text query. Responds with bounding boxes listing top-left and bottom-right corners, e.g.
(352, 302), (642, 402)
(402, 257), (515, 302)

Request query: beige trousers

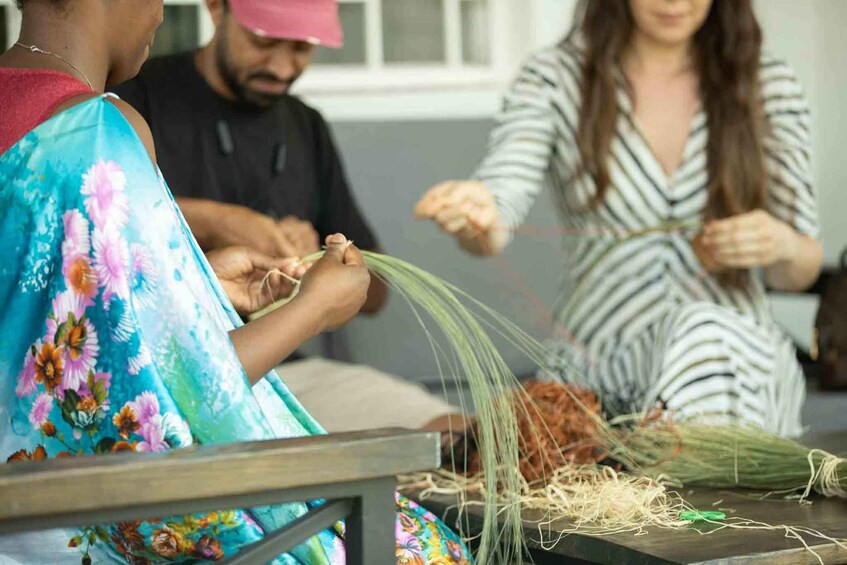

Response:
(273, 358), (456, 432)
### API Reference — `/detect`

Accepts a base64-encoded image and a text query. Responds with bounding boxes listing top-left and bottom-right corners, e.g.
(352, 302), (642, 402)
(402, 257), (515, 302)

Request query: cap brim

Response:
(230, 1), (344, 48)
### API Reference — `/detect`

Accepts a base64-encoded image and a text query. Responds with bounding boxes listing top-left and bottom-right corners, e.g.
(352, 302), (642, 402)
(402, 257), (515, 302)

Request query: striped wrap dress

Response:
(474, 40), (819, 437)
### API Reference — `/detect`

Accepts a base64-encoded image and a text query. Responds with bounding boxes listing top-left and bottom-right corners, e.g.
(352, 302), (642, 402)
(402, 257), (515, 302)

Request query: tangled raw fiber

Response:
(399, 466), (847, 565)
(399, 465), (689, 537)
(486, 380), (847, 502)
(445, 380), (606, 482)
(514, 380), (606, 481)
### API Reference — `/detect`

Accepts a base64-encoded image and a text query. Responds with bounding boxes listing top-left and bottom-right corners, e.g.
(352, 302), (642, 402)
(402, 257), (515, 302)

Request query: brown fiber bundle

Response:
(444, 380), (607, 483)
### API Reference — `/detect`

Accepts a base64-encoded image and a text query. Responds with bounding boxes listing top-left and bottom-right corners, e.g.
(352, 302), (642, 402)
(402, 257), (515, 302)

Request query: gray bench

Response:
(0, 427), (440, 564)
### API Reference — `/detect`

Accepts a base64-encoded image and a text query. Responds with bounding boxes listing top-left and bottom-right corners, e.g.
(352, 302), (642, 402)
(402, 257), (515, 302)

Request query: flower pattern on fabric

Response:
(1, 98), (471, 565)
(81, 160), (129, 231)
(92, 223), (131, 304)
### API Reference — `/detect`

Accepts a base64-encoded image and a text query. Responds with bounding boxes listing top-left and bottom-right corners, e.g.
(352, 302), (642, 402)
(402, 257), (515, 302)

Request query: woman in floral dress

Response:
(0, 0), (471, 563)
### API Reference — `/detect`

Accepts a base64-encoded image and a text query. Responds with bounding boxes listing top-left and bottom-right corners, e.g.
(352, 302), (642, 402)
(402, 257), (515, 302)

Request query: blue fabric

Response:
(0, 97), (470, 564)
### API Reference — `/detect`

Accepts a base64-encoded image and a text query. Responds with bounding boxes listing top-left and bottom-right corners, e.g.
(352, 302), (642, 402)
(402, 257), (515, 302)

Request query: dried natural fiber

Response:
(610, 421), (847, 500)
(256, 249), (847, 564)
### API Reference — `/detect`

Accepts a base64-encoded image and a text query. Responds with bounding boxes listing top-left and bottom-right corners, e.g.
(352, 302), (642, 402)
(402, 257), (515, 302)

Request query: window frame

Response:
(0, 0), (212, 52)
(300, 0), (521, 94)
(296, 0), (537, 120)
(0, 0), (550, 120)
(1, 0), (22, 51)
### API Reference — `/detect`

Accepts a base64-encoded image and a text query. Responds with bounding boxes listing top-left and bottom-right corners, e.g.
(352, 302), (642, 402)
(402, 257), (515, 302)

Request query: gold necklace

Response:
(14, 42), (94, 90)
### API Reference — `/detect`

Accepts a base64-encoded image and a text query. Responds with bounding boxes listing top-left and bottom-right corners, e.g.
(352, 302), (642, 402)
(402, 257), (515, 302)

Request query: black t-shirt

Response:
(112, 51), (379, 251)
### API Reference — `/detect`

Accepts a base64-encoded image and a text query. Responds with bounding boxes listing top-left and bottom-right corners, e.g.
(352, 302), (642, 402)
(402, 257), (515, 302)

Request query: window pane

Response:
(150, 5), (199, 57)
(383, 0), (445, 64)
(1, 6), (8, 52)
(461, 0), (489, 65)
(312, 2), (366, 66)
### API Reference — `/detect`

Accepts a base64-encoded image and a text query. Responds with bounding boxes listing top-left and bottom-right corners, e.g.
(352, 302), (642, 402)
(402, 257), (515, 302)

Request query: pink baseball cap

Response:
(229, 0), (344, 49)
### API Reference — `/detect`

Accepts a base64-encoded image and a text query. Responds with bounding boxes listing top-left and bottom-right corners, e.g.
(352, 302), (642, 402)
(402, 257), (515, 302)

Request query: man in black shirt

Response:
(113, 0), (386, 314)
(112, 0), (463, 433)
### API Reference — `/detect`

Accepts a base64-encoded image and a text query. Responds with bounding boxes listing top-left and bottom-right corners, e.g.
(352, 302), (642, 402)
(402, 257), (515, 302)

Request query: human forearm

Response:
(228, 294), (326, 385)
(765, 233), (823, 292)
(177, 198), (291, 256)
(176, 197), (230, 250)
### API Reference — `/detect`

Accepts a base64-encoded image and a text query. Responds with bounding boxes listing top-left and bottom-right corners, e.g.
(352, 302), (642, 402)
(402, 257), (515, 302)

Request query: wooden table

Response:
(411, 431), (847, 565)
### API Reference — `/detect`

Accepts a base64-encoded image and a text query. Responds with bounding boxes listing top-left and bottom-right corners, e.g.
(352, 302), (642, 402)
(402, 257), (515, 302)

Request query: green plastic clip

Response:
(680, 510), (726, 522)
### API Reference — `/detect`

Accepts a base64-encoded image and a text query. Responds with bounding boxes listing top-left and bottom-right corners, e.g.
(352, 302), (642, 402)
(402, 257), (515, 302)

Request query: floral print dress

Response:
(0, 96), (471, 565)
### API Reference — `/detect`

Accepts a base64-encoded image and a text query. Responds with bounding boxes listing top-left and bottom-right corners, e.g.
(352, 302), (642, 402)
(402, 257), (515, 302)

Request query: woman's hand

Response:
(207, 246), (301, 316)
(414, 180), (507, 255)
(296, 233), (371, 331)
(696, 210), (797, 270)
(228, 234), (370, 384)
(694, 209), (823, 291)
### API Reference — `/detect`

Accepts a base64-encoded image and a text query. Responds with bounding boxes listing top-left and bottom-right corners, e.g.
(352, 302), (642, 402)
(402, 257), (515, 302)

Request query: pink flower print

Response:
(81, 160), (129, 230)
(93, 371), (111, 392)
(394, 531), (424, 565)
(137, 416), (168, 452)
(61, 210), (91, 260)
(329, 535), (346, 565)
(92, 224), (130, 304)
(45, 291), (98, 395)
(28, 393), (54, 429)
(16, 345), (38, 398)
(129, 391), (160, 426)
(48, 290), (87, 334)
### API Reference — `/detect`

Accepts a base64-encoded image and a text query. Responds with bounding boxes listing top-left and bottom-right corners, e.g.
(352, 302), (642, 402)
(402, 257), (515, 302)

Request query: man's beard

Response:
(215, 27), (297, 108)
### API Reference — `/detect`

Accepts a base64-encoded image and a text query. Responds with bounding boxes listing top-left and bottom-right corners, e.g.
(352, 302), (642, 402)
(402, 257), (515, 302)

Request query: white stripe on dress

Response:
(474, 42), (816, 436)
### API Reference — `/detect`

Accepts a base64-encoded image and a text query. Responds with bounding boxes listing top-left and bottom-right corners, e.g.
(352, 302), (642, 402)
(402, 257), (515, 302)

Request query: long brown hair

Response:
(571, 0), (766, 226)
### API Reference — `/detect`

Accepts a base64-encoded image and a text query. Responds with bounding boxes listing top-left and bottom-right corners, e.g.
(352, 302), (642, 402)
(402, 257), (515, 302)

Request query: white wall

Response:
(753, 0), (847, 348)
(813, 0), (847, 265)
(530, 0), (577, 47)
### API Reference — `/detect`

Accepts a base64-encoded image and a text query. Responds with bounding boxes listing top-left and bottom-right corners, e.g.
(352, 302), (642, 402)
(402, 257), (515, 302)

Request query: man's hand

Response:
(177, 198), (319, 259)
(277, 215), (320, 258)
(207, 246), (304, 316)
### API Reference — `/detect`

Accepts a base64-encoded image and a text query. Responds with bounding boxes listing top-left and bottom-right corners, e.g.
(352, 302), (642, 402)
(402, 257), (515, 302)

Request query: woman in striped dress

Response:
(416, 0), (823, 437)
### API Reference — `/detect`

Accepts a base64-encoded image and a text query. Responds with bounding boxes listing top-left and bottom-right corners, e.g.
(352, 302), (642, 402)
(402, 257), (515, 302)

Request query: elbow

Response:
(766, 237), (824, 293)
(795, 238), (825, 292)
